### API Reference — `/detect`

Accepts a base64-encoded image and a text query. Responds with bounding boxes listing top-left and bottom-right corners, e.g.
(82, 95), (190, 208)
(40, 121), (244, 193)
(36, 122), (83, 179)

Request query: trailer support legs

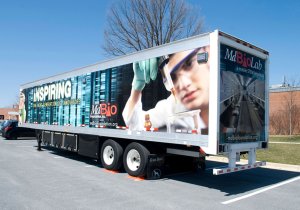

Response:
(37, 134), (42, 151)
(228, 150), (237, 168)
(37, 139), (42, 151)
(248, 148), (256, 165)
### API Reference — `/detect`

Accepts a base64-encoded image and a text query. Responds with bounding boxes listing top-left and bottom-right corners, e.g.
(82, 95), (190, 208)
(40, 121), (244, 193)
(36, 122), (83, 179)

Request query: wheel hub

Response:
(127, 149), (141, 171)
(103, 145), (114, 165)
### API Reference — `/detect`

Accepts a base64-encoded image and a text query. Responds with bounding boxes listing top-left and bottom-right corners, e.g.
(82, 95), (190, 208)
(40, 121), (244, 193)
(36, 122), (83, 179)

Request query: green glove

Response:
(132, 58), (158, 91)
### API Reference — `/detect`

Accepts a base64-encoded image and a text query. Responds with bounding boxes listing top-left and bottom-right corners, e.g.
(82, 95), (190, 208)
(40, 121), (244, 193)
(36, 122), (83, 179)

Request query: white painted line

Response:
(53, 156), (63, 159)
(222, 176), (300, 205)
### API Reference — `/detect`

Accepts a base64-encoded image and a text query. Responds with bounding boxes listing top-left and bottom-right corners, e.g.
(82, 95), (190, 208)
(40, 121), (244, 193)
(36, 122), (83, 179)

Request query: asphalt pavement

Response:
(0, 136), (299, 210)
(206, 155), (300, 172)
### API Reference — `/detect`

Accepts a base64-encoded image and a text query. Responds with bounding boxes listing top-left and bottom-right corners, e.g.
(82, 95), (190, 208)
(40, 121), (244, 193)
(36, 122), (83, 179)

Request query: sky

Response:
(0, 0), (299, 107)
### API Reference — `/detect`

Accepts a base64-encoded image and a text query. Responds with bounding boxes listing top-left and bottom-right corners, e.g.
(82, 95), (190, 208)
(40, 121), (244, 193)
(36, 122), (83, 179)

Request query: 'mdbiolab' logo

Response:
(90, 103), (118, 118)
(224, 48), (263, 71)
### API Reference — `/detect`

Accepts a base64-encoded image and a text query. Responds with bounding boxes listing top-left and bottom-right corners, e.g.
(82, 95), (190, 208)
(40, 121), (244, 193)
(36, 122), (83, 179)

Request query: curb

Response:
(269, 142), (300, 145)
(206, 156), (300, 172)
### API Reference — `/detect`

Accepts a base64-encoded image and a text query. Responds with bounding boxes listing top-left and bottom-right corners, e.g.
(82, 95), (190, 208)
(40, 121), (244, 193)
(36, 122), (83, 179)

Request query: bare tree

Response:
(103, 0), (204, 56)
(269, 112), (284, 135)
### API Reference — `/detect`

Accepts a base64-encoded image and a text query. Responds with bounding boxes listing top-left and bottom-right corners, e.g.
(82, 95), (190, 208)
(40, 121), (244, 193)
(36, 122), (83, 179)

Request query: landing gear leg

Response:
(37, 135), (42, 151)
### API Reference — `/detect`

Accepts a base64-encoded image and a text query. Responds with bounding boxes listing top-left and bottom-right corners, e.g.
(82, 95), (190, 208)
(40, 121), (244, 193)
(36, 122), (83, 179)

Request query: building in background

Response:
(269, 84), (300, 135)
(0, 104), (19, 121)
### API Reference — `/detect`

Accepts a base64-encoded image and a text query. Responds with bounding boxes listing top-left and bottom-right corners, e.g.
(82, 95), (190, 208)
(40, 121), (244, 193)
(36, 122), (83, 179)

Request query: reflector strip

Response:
(96, 125), (106, 128)
(116, 126), (127, 130)
(213, 161), (266, 175)
(176, 129), (198, 134)
(143, 127), (159, 131)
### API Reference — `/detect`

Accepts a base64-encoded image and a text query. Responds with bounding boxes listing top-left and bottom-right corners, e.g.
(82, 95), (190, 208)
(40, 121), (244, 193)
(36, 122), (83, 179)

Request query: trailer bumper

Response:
(213, 161), (266, 175)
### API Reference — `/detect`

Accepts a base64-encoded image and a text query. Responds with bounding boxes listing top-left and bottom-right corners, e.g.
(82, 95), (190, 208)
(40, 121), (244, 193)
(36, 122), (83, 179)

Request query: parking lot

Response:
(0, 136), (299, 210)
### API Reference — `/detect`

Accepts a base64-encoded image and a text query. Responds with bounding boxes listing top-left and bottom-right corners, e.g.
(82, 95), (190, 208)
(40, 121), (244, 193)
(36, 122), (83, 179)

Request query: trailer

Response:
(19, 30), (269, 178)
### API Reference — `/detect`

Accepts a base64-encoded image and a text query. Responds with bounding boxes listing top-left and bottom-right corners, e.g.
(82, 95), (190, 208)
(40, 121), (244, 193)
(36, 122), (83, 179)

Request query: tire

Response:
(123, 142), (150, 177)
(100, 139), (123, 171)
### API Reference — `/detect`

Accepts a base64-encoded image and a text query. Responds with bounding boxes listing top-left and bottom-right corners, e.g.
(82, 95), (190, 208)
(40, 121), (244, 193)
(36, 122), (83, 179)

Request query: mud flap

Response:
(147, 154), (165, 180)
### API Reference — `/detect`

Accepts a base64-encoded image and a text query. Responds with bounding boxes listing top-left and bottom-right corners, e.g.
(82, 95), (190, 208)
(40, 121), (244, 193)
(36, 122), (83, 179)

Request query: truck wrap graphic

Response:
(219, 44), (266, 144)
(21, 46), (210, 135)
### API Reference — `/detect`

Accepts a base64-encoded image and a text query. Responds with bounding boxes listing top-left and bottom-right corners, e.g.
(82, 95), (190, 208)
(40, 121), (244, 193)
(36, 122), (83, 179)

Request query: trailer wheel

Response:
(123, 142), (150, 177)
(100, 139), (123, 171)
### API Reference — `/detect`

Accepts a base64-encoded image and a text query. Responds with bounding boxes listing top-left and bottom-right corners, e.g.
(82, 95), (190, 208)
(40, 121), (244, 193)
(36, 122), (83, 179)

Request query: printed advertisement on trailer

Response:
(20, 45), (211, 136)
(219, 44), (266, 146)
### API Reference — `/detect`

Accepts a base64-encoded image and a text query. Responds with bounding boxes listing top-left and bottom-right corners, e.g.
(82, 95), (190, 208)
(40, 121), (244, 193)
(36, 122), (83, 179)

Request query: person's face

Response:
(167, 47), (210, 110)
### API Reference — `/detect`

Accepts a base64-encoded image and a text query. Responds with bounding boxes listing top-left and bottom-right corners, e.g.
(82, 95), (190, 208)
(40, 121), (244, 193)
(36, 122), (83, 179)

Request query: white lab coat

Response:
(122, 95), (206, 132)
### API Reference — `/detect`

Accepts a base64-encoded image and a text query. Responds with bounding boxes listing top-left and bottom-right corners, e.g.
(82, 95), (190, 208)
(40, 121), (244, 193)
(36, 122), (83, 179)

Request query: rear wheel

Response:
(123, 142), (150, 177)
(100, 139), (123, 171)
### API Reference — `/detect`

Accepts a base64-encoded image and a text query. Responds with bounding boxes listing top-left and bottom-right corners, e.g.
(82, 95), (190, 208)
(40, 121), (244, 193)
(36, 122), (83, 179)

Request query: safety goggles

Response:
(159, 47), (208, 91)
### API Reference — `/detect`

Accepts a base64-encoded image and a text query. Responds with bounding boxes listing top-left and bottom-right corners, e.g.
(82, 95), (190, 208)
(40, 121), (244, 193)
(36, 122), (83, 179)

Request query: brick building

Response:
(269, 86), (300, 135)
(0, 105), (19, 121)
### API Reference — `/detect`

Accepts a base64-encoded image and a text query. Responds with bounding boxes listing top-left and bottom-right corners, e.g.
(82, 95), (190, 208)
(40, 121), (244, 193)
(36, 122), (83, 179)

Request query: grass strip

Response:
(255, 144), (300, 165)
(269, 135), (300, 143)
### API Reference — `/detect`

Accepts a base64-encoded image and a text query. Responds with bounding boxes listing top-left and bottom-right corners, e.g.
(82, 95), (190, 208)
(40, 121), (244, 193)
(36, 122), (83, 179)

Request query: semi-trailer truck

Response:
(19, 30), (269, 178)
